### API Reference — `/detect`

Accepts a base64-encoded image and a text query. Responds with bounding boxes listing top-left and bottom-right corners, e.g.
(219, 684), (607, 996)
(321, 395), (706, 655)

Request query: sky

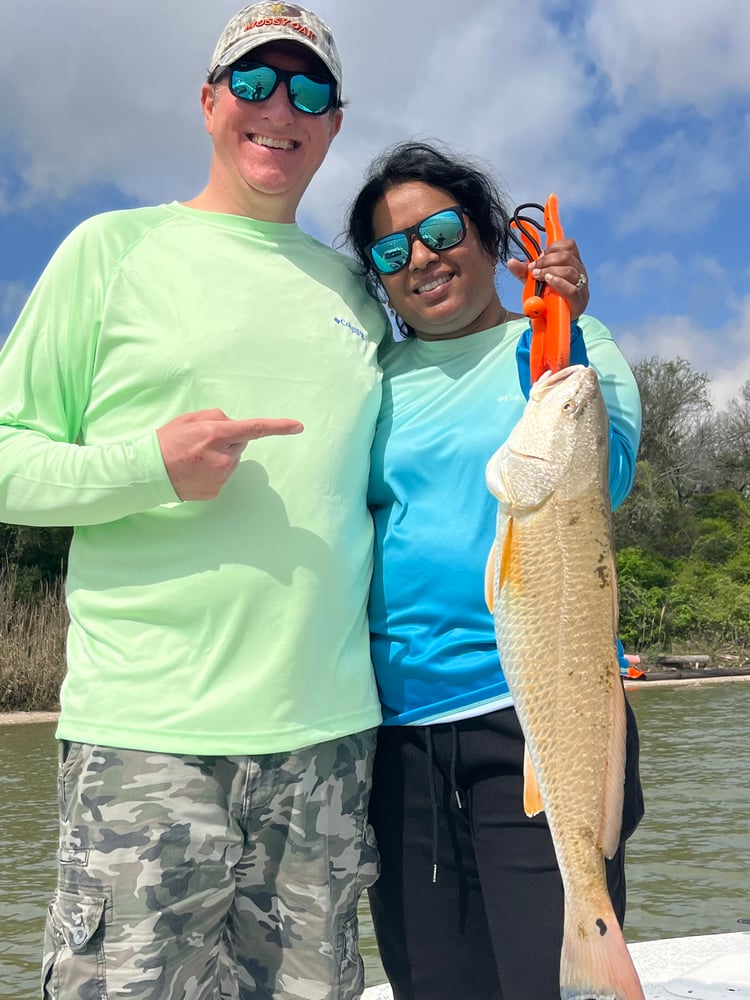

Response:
(0, 0), (748, 408)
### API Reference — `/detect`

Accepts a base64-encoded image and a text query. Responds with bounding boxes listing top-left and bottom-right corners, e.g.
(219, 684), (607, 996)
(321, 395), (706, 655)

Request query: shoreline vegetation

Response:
(4, 675), (750, 728)
(0, 569), (67, 714)
(3, 566), (750, 719)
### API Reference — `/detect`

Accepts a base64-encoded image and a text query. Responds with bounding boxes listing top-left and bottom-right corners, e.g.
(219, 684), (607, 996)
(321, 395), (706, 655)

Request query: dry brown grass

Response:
(0, 568), (67, 711)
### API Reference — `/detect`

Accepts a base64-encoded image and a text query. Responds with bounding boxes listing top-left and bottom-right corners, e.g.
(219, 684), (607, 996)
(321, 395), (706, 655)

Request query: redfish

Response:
(485, 365), (644, 999)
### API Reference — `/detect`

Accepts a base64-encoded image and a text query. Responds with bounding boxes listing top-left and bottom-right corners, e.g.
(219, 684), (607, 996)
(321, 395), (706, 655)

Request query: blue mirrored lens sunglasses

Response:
(219, 60), (337, 115)
(366, 206), (468, 275)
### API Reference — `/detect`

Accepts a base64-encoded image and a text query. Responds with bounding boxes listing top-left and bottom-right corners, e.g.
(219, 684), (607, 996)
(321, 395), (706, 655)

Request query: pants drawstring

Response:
(426, 728), (439, 884)
(450, 723), (463, 811)
(426, 723), (463, 885)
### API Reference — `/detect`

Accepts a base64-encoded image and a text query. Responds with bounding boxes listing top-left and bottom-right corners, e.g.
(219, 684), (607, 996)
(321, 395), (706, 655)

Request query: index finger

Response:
(536, 238), (582, 267)
(544, 238), (579, 254)
(219, 418), (304, 444)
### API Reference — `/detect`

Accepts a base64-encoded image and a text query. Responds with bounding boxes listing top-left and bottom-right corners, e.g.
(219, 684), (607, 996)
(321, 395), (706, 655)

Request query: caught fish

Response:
(484, 365), (644, 1000)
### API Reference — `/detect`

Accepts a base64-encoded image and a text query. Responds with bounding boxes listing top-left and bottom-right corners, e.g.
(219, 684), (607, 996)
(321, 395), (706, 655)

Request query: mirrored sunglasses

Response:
(366, 207), (468, 275)
(226, 60), (336, 116)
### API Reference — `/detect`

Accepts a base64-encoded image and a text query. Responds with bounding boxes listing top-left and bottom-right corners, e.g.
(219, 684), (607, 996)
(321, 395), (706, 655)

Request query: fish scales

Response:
(485, 364), (644, 999)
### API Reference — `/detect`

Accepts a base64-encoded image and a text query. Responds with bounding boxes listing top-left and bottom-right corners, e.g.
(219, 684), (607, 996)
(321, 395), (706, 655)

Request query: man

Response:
(0, 5), (386, 998)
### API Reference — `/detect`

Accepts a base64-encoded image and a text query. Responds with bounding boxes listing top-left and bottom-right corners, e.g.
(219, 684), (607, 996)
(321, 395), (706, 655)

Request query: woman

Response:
(345, 141), (644, 999)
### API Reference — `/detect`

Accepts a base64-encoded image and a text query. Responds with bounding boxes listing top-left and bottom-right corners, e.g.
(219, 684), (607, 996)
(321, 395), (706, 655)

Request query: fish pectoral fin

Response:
(485, 516), (516, 612)
(484, 540), (497, 613)
(523, 744), (545, 817)
(499, 516), (514, 590)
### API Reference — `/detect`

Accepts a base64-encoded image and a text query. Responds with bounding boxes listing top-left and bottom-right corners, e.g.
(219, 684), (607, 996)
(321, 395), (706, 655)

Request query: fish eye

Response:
(562, 398), (578, 413)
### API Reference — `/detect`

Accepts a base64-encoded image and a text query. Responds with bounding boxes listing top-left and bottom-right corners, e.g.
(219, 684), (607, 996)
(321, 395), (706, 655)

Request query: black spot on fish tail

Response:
(596, 918), (608, 936)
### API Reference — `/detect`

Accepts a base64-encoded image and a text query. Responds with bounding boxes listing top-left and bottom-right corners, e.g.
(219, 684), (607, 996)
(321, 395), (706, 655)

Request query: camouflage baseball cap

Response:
(208, 3), (342, 97)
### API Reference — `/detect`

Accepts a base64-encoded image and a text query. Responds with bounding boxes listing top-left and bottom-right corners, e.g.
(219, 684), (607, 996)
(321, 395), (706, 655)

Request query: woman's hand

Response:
(507, 238), (590, 321)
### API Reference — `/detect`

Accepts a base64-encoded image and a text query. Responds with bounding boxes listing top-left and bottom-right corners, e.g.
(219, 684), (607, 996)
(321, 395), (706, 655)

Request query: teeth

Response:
(250, 135), (296, 150)
(417, 275), (451, 294)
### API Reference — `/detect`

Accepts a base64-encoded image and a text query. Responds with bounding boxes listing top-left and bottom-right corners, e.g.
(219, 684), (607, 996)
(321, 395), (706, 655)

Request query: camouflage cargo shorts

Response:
(42, 730), (379, 999)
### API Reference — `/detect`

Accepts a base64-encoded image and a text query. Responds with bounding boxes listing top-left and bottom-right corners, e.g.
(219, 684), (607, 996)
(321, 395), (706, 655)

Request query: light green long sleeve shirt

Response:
(0, 203), (386, 754)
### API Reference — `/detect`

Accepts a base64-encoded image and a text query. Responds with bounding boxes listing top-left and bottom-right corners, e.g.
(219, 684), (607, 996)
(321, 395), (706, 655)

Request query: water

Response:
(624, 681), (750, 941)
(0, 720), (58, 997)
(2, 682), (749, 997)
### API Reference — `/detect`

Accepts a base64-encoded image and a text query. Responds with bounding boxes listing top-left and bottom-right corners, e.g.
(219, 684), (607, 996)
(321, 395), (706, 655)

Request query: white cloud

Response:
(598, 253), (682, 299)
(0, 0), (747, 266)
(1, 0), (748, 389)
(615, 293), (750, 409)
(597, 252), (735, 318)
(299, 0), (603, 239)
(708, 295), (750, 408)
(585, 0), (750, 112)
(0, 0), (232, 207)
(610, 117), (750, 238)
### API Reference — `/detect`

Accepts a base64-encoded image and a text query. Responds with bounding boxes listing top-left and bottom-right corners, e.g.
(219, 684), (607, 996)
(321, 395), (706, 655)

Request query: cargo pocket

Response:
(41, 886), (107, 999)
(356, 818), (380, 894)
(57, 740), (86, 824)
(337, 819), (380, 997)
(337, 911), (365, 999)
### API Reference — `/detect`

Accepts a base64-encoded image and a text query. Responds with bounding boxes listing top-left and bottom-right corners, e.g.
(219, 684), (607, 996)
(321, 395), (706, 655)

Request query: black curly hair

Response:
(344, 140), (513, 338)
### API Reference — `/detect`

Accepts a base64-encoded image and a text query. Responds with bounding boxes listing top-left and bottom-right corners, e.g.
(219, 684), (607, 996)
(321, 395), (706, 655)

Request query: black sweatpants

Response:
(367, 702), (644, 1000)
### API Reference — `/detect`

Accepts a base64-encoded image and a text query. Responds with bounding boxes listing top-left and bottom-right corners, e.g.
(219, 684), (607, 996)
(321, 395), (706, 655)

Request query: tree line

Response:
(2, 356), (750, 663)
(615, 357), (750, 655)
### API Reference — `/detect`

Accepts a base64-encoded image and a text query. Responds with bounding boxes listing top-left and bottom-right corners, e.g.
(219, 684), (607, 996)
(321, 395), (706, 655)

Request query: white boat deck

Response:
(361, 931), (750, 999)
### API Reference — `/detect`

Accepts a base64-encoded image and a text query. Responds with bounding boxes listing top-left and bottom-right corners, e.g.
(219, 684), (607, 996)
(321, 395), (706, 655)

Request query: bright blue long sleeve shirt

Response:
(368, 316), (641, 725)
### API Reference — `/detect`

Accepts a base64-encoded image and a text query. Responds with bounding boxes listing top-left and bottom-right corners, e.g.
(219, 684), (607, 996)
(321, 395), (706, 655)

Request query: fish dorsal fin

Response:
(523, 743), (545, 817)
(600, 655), (627, 858)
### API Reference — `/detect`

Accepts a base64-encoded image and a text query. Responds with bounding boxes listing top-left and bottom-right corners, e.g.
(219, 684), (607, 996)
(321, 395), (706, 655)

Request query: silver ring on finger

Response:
(575, 273), (588, 290)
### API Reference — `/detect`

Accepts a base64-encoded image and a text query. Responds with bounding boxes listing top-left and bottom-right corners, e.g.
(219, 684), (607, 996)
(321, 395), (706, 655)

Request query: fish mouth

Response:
(547, 368), (574, 384)
(511, 447), (547, 463)
(530, 364), (593, 402)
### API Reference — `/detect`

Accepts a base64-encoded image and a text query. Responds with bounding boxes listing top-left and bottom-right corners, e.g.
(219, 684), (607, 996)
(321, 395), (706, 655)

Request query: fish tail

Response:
(560, 902), (645, 1000)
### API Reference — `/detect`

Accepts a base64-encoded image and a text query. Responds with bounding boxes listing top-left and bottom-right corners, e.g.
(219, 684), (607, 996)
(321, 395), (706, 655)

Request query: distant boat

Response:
(622, 652), (750, 684)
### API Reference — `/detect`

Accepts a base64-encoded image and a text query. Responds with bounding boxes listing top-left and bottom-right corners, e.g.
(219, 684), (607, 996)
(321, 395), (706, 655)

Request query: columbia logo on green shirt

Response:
(334, 317), (366, 341)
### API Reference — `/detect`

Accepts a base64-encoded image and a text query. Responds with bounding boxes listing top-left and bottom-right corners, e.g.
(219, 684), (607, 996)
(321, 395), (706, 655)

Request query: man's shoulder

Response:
(48, 204), (188, 275)
(301, 232), (359, 271)
(70, 204), (179, 243)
